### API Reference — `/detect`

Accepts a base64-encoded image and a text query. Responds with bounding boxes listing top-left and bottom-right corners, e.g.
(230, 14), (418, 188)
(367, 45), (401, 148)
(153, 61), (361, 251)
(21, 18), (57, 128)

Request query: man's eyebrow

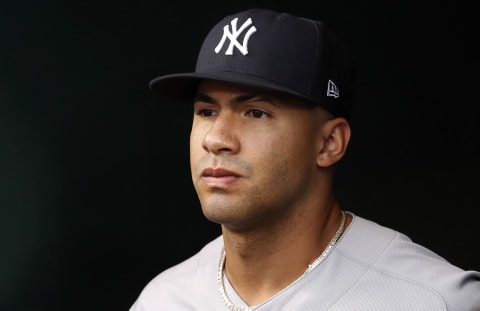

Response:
(235, 93), (279, 107)
(194, 91), (276, 105)
(234, 93), (262, 103)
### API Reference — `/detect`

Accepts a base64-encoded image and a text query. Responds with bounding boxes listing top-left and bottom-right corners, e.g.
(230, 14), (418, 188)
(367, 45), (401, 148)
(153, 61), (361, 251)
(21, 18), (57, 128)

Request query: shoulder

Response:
(129, 236), (224, 311)
(337, 213), (480, 310)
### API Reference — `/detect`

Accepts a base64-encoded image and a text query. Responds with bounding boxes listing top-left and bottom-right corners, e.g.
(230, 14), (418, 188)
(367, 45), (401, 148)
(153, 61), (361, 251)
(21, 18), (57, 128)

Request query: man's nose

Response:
(201, 113), (240, 155)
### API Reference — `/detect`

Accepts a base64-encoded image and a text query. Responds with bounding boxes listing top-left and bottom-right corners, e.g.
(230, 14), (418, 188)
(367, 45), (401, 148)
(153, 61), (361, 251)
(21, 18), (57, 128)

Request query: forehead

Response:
(196, 79), (311, 107)
(197, 79), (253, 94)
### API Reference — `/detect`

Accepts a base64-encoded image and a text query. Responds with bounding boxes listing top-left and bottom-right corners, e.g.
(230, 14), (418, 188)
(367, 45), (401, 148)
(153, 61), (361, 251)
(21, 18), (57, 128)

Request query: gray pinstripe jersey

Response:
(130, 213), (480, 310)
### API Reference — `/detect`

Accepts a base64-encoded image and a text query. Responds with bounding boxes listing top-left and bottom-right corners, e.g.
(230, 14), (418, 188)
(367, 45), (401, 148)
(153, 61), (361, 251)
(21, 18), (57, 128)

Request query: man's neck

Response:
(220, 203), (348, 306)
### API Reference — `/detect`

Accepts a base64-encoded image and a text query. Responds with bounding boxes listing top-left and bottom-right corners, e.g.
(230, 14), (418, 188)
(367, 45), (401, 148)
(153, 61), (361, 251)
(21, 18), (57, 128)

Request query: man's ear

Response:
(316, 118), (351, 167)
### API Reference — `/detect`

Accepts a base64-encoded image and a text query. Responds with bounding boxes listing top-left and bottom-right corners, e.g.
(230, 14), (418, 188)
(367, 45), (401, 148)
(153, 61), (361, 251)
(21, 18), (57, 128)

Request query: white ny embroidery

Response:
(214, 17), (257, 55)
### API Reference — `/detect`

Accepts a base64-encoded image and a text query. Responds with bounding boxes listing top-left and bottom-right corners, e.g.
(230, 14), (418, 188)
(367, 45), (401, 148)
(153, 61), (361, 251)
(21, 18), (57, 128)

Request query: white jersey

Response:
(130, 213), (480, 310)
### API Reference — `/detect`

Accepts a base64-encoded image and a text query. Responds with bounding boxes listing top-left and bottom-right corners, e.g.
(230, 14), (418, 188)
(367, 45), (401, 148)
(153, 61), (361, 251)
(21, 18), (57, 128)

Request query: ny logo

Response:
(215, 17), (257, 55)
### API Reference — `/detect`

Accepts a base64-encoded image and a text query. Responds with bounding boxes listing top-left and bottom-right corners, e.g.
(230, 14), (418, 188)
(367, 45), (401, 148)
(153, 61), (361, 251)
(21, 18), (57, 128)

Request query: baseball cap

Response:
(149, 8), (355, 120)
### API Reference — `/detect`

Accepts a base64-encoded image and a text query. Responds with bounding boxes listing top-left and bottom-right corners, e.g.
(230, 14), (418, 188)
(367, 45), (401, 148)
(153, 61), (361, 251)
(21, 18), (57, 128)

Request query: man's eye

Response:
(248, 109), (268, 118)
(198, 109), (216, 117)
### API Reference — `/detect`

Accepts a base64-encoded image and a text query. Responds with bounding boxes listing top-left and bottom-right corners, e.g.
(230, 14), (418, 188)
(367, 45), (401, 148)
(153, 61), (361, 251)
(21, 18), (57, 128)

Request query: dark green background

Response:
(1, 1), (478, 310)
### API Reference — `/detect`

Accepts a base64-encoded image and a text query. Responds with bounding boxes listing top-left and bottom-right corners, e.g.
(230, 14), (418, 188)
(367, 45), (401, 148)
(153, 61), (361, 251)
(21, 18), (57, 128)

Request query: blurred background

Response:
(1, 0), (478, 310)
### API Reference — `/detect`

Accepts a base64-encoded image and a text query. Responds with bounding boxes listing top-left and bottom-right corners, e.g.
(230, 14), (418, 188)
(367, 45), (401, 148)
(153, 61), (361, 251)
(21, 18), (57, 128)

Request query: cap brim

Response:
(149, 72), (311, 103)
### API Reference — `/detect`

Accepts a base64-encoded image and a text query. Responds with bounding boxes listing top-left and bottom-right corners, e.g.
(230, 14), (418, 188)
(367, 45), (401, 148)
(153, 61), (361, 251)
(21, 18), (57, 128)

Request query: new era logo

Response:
(326, 79), (340, 98)
(215, 17), (257, 55)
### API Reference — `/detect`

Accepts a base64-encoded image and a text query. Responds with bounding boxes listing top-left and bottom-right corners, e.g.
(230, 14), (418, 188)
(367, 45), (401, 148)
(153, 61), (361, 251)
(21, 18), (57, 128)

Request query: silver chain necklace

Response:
(217, 210), (346, 311)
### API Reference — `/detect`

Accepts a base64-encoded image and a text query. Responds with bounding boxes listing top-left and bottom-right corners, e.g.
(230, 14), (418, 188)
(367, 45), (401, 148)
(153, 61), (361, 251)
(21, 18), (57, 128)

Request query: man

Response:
(130, 8), (480, 310)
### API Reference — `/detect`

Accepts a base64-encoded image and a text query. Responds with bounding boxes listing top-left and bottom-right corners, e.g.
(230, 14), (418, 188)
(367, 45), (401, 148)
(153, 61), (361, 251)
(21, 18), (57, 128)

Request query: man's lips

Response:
(201, 168), (241, 188)
(202, 168), (240, 177)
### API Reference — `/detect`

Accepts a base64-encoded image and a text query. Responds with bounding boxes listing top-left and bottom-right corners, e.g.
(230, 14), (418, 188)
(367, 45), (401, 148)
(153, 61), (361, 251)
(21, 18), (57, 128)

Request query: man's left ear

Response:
(316, 118), (351, 167)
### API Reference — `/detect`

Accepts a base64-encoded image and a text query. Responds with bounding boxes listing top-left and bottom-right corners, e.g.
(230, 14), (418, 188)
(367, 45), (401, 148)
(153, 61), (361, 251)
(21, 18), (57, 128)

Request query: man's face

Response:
(190, 80), (330, 231)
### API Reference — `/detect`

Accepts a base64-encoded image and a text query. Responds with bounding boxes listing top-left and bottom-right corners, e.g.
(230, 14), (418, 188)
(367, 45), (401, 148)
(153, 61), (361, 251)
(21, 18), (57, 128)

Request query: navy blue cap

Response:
(149, 8), (355, 120)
